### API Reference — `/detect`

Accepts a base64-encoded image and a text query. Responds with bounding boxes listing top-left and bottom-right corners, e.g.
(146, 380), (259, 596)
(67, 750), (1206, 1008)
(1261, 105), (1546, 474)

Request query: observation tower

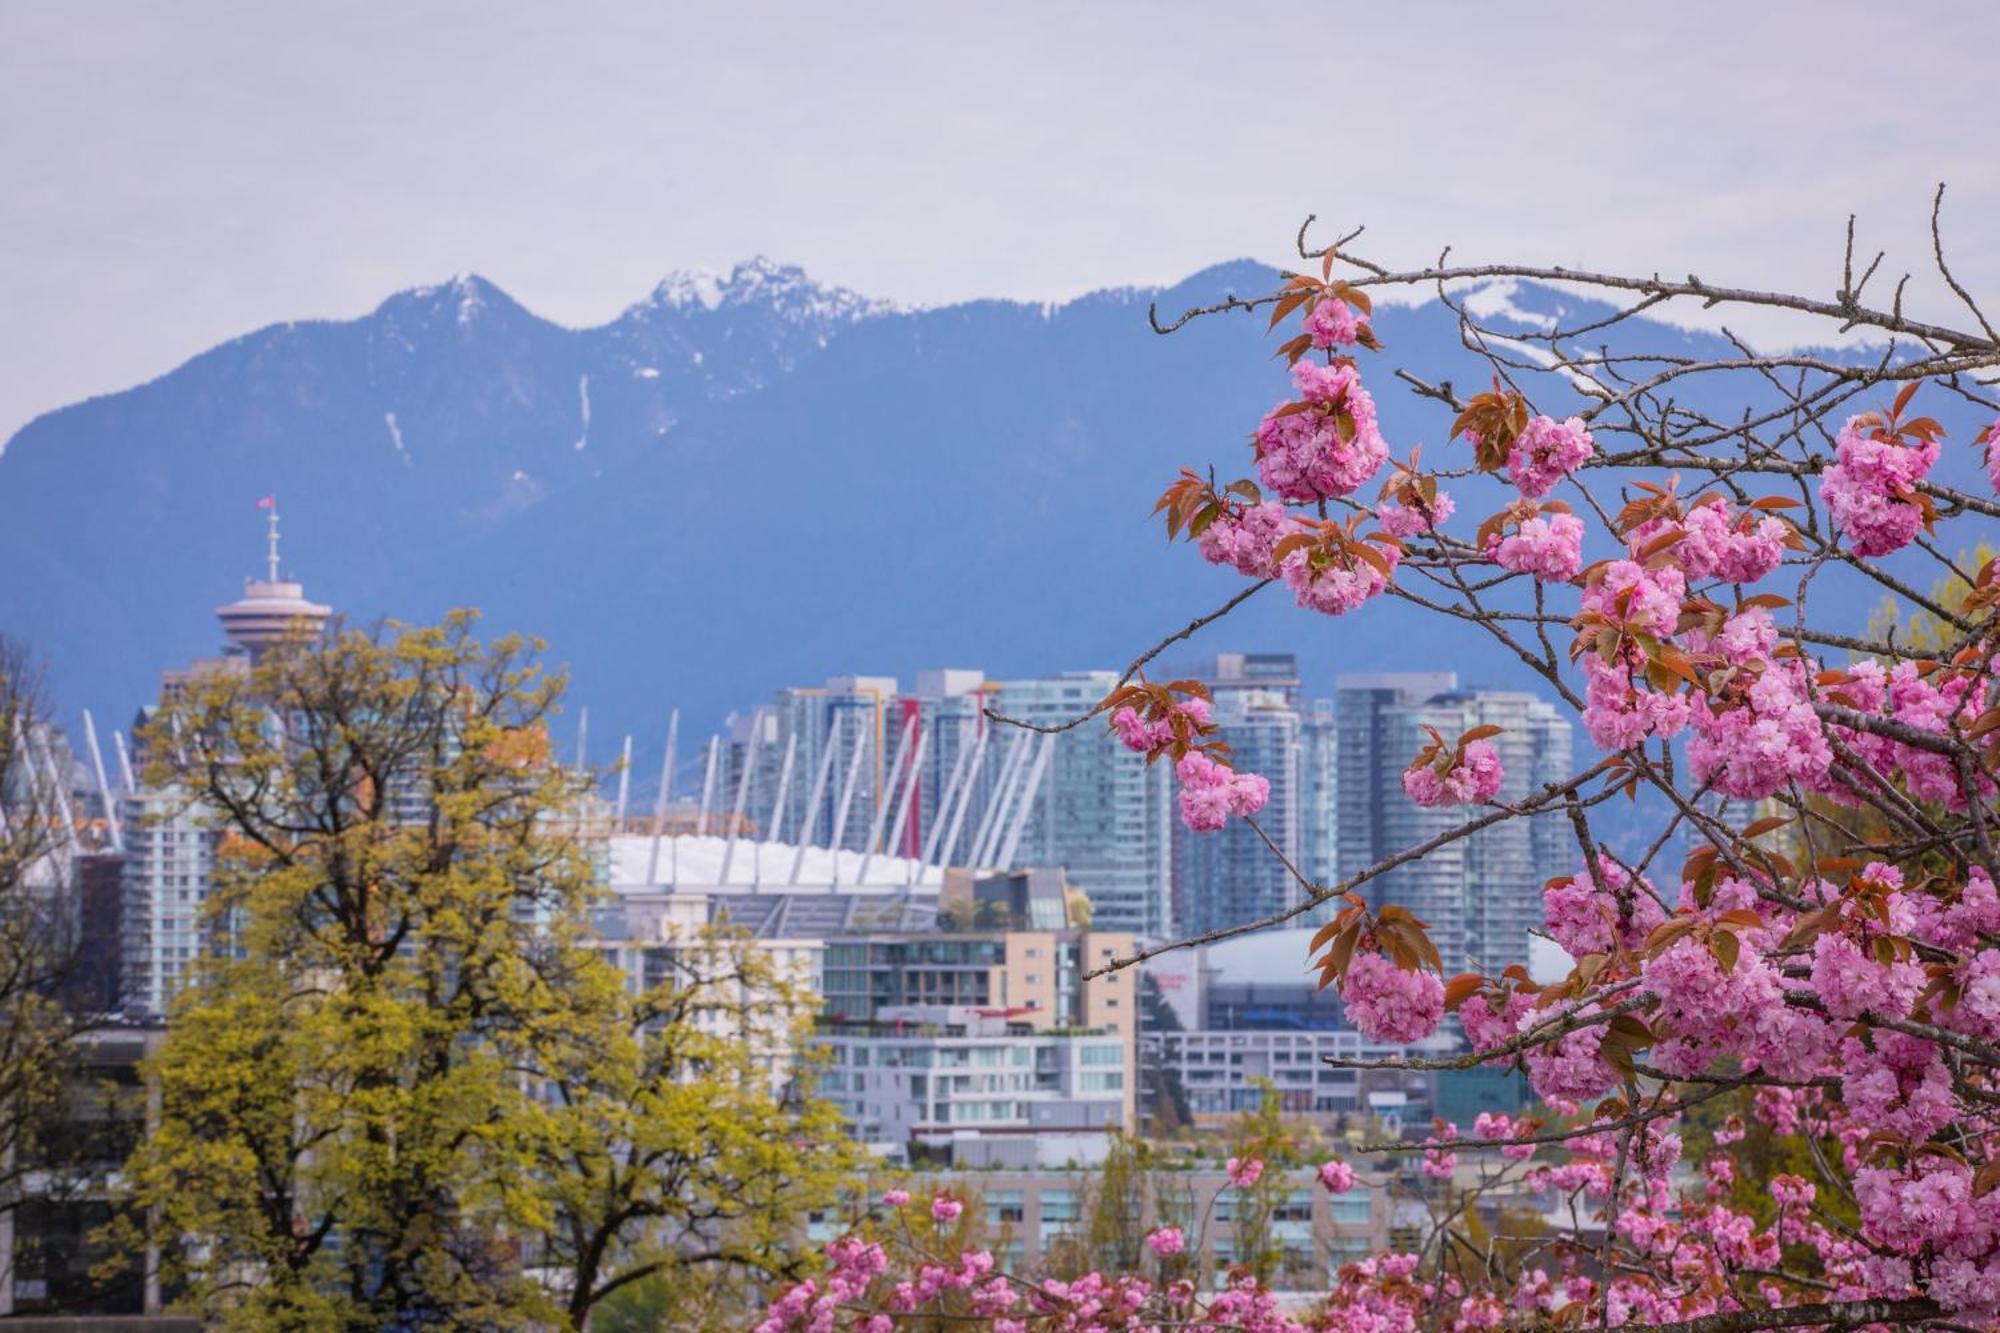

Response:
(213, 500), (332, 659)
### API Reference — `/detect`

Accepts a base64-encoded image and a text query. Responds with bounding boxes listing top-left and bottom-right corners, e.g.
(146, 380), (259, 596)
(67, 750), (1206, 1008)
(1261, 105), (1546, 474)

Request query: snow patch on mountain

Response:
(636, 256), (897, 327)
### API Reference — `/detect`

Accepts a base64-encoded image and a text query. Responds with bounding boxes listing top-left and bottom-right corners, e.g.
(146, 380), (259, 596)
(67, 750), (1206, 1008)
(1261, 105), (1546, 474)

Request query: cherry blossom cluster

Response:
(1822, 657), (1997, 811)
(1304, 295), (1365, 349)
(1109, 696), (1210, 754)
(1374, 457), (1454, 538)
(1402, 736), (1502, 807)
(1102, 682), (1271, 835)
(1195, 498), (1293, 576)
(1340, 951), (1445, 1044)
(1253, 359), (1389, 503)
(1540, 855), (1666, 958)
(1174, 750), (1270, 832)
(1821, 409), (1941, 556)
(1374, 488), (1455, 538)
(1627, 495), (1792, 585)
(1506, 414), (1595, 497)
(1573, 558), (1693, 750)
(1486, 505), (1584, 582)
(1279, 526), (1401, 617)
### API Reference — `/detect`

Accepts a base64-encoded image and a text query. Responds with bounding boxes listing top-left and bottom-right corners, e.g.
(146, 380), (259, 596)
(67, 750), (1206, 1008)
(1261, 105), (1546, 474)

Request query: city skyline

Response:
(85, 541), (1581, 1023)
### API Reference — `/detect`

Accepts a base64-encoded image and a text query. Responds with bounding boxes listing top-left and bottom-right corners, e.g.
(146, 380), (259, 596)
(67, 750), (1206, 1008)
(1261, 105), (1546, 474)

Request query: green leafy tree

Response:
(1220, 1084), (1291, 1286)
(515, 928), (862, 1329)
(0, 637), (91, 1282)
(119, 614), (858, 1329)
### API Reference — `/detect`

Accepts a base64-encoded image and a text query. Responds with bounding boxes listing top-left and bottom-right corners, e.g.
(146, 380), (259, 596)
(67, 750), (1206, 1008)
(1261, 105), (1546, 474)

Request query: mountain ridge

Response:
(2, 259), (1974, 783)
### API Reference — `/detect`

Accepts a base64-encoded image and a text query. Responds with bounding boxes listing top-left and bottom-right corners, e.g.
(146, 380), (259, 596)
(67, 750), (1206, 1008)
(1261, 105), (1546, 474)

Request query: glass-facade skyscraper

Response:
(1172, 673), (1303, 941)
(991, 672), (1174, 940)
(1333, 673), (1571, 974)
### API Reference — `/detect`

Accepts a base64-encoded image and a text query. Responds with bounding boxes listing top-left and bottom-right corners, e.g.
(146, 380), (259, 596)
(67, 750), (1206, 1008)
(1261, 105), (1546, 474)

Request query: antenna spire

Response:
(262, 496), (281, 582)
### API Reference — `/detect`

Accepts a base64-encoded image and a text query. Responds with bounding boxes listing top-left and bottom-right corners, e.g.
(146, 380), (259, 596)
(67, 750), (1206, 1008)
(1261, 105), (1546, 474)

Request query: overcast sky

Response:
(4, 2), (1996, 442)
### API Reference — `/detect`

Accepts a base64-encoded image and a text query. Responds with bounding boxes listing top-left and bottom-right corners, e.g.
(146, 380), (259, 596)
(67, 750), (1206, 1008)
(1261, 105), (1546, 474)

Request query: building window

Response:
(985, 1190), (1025, 1225)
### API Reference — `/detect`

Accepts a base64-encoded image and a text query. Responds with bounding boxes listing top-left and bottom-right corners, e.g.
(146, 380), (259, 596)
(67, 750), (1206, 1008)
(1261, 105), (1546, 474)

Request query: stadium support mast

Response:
(827, 728), (871, 886)
(719, 711), (763, 884)
(694, 736), (719, 837)
(614, 735), (633, 826)
(113, 730), (135, 792)
(921, 717), (973, 867)
(877, 723), (929, 884)
(857, 714), (917, 883)
(764, 731), (798, 846)
(970, 732), (1029, 869)
(933, 726), (987, 873)
(644, 709), (678, 888)
(994, 731), (1054, 870)
(83, 709), (122, 852)
(789, 724), (841, 885)
(28, 726), (79, 860)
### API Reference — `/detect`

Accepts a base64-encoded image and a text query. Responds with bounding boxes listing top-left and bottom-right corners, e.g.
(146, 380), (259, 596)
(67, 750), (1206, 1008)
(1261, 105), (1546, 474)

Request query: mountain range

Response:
(0, 258), (1980, 782)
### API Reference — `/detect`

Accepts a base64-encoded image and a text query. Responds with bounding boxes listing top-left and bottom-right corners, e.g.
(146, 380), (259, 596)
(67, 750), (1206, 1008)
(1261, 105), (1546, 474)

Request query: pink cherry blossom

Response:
(1197, 500), (1296, 577)
(1254, 360), (1389, 502)
(1579, 653), (1690, 750)
(1632, 499), (1791, 585)
(1305, 296), (1361, 348)
(1810, 931), (1924, 1022)
(1376, 488), (1455, 538)
(1489, 510), (1584, 581)
(1174, 750), (1269, 832)
(1280, 536), (1399, 616)
(1422, 1125), (1459, 1179)
(1458, 986), (1534, 1056)
(1507, 415), (1594, 497)
(1523, 1023), (1619, 1103)
(1821, 413), (1939, 556)
(1403, 738), (1502, 807)
(1686, 653), (1833, 800)
(1340, 953), (1445, 1043)
(1474, 1112), (1538, 1162)
(1542, 855), (1665, 958)
(1110, 695), (1211, 756)
(1580, 558), (1683, 638)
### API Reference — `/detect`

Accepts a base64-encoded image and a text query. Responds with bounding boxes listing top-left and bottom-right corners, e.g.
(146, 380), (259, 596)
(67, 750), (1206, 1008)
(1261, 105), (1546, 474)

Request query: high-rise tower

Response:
(124, 505), (335, 1017)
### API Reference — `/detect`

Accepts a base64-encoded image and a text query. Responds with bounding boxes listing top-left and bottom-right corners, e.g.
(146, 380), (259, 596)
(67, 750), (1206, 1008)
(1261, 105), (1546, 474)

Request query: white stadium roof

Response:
(607, 834), (940, 893)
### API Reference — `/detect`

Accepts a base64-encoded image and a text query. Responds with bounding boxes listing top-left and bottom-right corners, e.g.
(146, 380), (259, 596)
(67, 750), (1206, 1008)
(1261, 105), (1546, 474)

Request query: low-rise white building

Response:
(814, 1004), (1130, 1166)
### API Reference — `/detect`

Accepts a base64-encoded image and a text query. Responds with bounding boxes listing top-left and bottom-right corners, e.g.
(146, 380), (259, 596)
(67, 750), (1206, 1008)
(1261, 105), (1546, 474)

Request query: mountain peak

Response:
(375, 272), (526, 332)
(640, 257), (894, 325)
